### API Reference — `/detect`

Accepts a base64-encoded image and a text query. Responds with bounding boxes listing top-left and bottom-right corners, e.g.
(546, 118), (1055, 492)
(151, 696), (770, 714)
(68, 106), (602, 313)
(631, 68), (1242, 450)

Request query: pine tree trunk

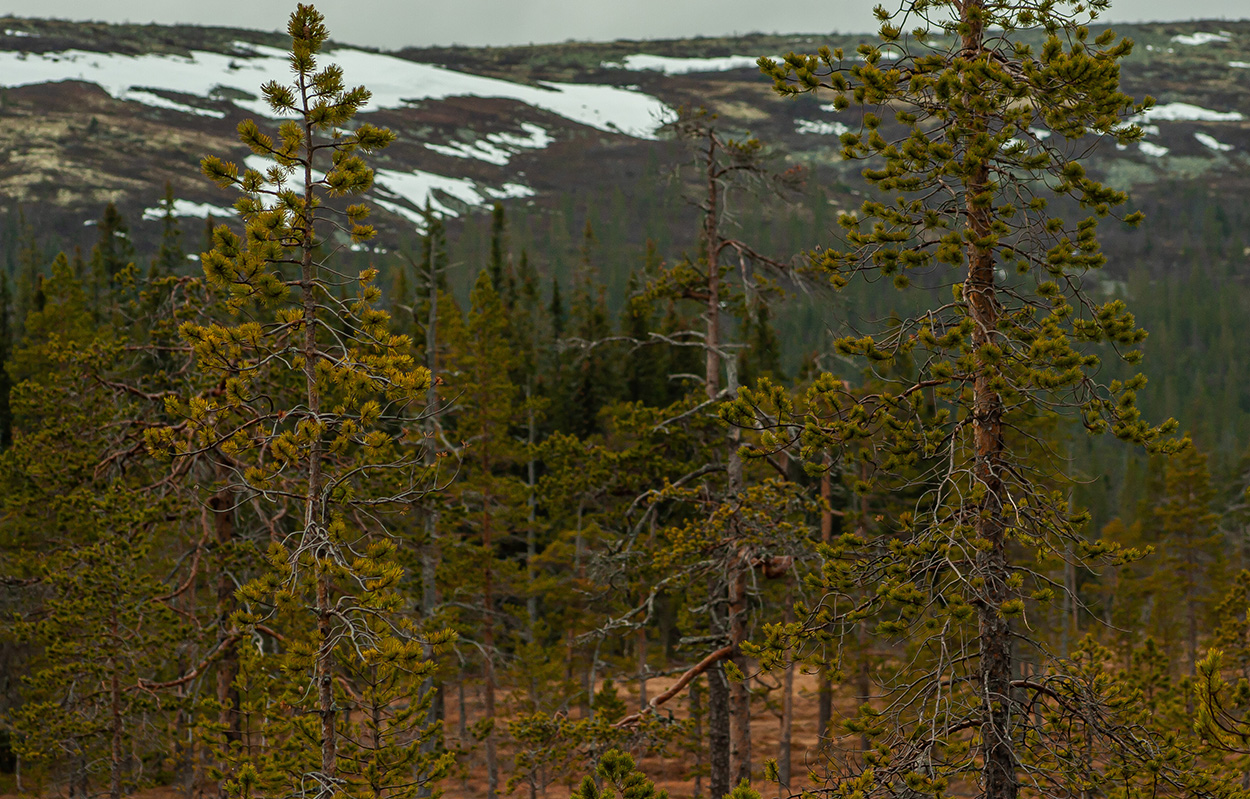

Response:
(527, 390), (539, 641)
(817, 459), (834, 744)
(296, 72), (335, 795)
(963, 5), (1016, 791)
(418, 268), (443, 799)
(855, 472), (871, 753)
(729, 561), (750, 786)
(483, 501), (499, 799)
(708, 663), (731, 799)
(778, 579), (795, 794)
(212, 486), (239, 755)
(109, 609), (123, 799)
(637, 625), (648, 709)
(691, 683), (705, 799)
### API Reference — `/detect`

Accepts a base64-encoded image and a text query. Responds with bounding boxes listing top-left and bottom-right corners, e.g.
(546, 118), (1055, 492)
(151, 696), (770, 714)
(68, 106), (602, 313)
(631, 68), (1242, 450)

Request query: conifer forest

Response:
(10, 1), (1250, 798)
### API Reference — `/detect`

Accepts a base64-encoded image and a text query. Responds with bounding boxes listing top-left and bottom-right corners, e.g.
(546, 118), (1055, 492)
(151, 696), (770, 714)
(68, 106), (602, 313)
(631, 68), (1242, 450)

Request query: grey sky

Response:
(0, 0), (1245, 50)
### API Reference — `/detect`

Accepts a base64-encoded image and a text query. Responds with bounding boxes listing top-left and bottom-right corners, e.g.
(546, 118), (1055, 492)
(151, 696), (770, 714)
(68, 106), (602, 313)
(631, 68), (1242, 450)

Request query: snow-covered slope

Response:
(0, 44), (670, 137)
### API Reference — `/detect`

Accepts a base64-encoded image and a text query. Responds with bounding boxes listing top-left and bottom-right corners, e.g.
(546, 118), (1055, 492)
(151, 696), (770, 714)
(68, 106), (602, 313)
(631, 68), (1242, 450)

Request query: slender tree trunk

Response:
(707, 664), (731, 799)
(297, 71), (335, 795)
(483, 499), (499, 799)
(637, 625), (648, 709)
(109, 610), (124, 799)
(527, 388), (539, 640)
(728, 558), (750, 786)
(855, 466), (871, 752)
(418, 278), (443, 797)
(212, 486), (239, 755)
(691, 682), (705, 799)
(817, 458), (834, 744)
(778, 579), (795, 794)
(963, 6), (1015, 794)
(457, 669), (468, 745)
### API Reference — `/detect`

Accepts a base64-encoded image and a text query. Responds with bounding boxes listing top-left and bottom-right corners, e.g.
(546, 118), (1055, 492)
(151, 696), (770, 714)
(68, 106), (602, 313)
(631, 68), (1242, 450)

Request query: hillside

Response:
(3, 14), (1250, 478)
(1, 17), (1249, 256)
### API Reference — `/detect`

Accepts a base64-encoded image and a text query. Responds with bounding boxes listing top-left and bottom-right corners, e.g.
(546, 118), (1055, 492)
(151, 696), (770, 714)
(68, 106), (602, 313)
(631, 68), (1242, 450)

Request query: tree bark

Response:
(817, 459), (834, 745)
(691, 683), (705, 799)
(637, 625), (648, 709)
(109, 609), (123, 799)
(962, 4), (1016, 794)
(483, 502), (499, 799)
(707, 664), (731, 799)
(778, 579), (795, 794)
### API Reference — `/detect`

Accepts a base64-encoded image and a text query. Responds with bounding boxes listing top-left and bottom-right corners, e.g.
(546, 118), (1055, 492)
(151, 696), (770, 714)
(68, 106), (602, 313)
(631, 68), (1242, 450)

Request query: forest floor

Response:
(438, 668), (834, 799)
(0, 669), (840, 799)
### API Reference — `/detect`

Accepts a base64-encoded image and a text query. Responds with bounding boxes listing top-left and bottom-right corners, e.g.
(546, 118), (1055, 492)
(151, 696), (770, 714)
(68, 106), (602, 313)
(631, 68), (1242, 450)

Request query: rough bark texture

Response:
(707, 663), (731, 799)
(962, 5), (1016, 796)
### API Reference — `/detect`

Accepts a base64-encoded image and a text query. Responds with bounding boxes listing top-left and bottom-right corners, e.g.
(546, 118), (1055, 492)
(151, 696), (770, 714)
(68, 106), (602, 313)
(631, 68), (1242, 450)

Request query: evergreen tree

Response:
(743, 1), (1213, 795)
(1148, 442), (1225, 674)
(148, 8), (451, 798)
(152, 183), (185, 276)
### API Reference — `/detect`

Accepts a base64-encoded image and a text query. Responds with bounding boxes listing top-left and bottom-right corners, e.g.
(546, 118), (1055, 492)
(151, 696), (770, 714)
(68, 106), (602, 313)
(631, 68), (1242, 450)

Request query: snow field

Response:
(0, 43), (670, 138)
(602, 53), (779, 75)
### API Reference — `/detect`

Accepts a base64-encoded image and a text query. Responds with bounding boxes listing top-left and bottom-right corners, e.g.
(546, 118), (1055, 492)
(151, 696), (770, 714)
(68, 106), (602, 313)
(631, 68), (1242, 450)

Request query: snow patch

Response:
(127, 89), (226, 118)
(1231, 61), (1250, 68)
(1138, 102), (1244, 122)
(143, 199), (236, 220)
(3, 29), (35, 38)
(1171, 31), (1231, 46)
(0, 45), (670, 138)
(485, 183), (536, 200)
(1139, 141), (1170, 157)
(602, 54), (777, 75)
(235, 153), (531, 227)
(424, 123), (552, 165)
(1195, 131), (1234, 152)
(795, 119), (849, 136)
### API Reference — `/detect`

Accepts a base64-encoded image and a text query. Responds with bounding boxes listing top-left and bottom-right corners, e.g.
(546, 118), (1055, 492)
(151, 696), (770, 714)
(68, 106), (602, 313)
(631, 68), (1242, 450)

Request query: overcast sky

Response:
(0, 0), (1245, 50)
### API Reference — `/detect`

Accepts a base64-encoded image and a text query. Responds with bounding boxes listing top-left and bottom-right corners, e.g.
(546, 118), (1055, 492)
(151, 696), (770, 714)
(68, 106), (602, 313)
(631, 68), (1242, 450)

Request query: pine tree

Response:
(148, 7), (450, 798)
(745, 1), (1201, 795)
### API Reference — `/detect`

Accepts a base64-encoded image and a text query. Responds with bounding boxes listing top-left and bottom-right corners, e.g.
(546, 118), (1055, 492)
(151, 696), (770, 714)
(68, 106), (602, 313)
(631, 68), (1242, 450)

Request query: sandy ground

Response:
(438, 667), (835, 799)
